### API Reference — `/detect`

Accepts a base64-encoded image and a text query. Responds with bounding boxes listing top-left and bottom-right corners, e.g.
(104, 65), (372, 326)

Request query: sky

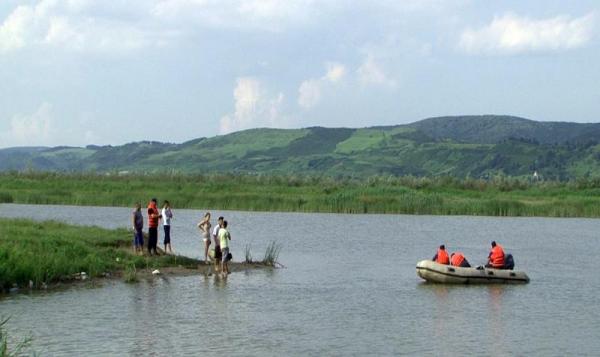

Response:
(0, 0), (599, 148)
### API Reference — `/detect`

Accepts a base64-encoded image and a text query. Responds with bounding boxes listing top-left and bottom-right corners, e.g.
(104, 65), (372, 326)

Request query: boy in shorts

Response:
(218, 220), (231, 277)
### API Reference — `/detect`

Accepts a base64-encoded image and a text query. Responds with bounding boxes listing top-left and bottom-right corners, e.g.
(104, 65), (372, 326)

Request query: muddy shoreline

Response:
(2, 261), (273, 295)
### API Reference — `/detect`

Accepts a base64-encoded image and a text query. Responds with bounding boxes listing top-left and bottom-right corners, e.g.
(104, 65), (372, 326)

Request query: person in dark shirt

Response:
(132, 203), (144, 255)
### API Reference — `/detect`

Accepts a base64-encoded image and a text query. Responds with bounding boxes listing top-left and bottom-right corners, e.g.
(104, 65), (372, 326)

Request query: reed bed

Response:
(1, 172), (600, 217)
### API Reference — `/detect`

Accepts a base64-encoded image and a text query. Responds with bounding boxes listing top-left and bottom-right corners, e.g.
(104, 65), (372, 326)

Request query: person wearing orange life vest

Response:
(432, 245), (450, 265)
(485, 241), (505, 269)
(450, 252), (471, 267)
(147, 198), (162, 256)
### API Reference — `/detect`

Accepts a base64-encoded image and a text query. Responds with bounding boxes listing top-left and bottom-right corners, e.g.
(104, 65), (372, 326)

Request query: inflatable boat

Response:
(416, 260), (529, 284)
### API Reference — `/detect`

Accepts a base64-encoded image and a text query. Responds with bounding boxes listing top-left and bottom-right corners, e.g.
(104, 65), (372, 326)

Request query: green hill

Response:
(409, 115), (600, 144)
(2, 115), (600, 180)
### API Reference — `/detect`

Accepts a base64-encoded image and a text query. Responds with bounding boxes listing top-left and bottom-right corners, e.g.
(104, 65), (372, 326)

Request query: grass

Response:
(244, 244), (253, 263)
(0, 317), (32, 357)
(123, 263), (138, 283)
(2, 172), (600, 217)
(262, 242), (282, 267)
(0, 218), (200, 291)
(243, 242), (282, 266)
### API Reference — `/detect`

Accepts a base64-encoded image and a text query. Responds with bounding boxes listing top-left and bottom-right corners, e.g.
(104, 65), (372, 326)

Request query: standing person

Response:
(147, 198), (161, 256)
(432, 244), (450, 265)
(162, 200), (174, 254)
(218, 220), (232, 277)
(197, 212), (212, 264)
(132, 203), (144, 255)
(212, 216), (224, 271)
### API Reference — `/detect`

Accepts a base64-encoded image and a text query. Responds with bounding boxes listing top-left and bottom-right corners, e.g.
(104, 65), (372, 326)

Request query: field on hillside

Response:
(2, 172), (600, 217)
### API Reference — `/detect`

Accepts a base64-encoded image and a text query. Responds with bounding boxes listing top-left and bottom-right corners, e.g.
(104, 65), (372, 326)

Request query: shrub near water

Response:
(0, 192), (13, 204)
(0, 218), (199, 290)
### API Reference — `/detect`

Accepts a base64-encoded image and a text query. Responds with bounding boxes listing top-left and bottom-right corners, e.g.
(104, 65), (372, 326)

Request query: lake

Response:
(1, 203), (599, 356)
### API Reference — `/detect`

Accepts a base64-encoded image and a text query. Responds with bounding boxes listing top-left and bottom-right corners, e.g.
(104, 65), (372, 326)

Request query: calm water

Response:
(1, 203), (599, 356)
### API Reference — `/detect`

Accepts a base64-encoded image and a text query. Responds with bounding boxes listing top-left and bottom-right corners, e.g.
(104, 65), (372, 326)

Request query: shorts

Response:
(203, 237), (211, 243)
(163, 225), (171, 244)
(134, 230), (144, 247)
(221, 247), (230, 262)
(214, 246), (222, 260)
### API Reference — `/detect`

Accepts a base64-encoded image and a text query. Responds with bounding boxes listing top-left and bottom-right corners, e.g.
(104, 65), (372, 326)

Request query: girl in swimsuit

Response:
(197, 212), (212, 263)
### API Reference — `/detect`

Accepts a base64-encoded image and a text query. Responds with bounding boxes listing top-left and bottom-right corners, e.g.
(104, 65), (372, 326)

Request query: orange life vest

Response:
(451, 252), (465, 267)
(147, 203), (159, 228)
(436, 248), (450, 265)
(489, 245), (505, 267)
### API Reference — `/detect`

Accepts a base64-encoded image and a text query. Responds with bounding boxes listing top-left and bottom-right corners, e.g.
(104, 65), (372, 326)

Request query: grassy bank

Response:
(1, 172), (600, 217)
(0, 218), (200, 291)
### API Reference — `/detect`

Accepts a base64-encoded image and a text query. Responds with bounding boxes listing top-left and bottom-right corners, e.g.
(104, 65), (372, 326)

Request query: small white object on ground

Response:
(152, 269), (160, 275)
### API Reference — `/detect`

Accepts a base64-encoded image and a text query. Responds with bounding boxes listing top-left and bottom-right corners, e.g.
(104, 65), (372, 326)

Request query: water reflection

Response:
(487, 286), (506, 355)
(416, 281), (512, 353)
(134, 280), (160, 354)
(213, 275), (229, 289)
(432, 285), (450, 339)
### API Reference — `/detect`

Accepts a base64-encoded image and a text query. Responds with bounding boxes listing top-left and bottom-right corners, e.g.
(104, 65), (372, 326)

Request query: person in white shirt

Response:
(211, 216), (224, 271)
(162, 200), (174, 254)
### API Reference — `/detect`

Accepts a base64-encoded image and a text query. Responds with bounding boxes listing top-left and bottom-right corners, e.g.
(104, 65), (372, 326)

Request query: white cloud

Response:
(0, 104), (103, 148)
(0, 0), (323, 54)
(0, 1), (166, 54)
(325, 62), (346, 82)
(357, 55), (396, 87)
(219, 77), (286, 134)
(459, 12), (596, 55)
(0, 103), (54, 147)
(297, 62), (346, 109)
(0, 6), (35, 52)
(151, 0), (318, 31)
(298, 79), (321, 110)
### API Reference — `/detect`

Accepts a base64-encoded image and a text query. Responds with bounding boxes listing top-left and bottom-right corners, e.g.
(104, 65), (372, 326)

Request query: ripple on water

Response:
(1, 204), (600, 355)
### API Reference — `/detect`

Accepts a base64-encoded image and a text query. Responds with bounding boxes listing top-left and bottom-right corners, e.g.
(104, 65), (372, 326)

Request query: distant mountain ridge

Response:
(2, 115), (600, 180)
(409, 115), (600, 144)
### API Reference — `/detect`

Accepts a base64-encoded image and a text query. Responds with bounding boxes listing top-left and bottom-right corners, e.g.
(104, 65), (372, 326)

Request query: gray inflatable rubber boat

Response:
(416, 260), (529, 284)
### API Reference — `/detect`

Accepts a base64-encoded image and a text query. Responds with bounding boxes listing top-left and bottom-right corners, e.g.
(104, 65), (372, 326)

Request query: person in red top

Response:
(450, 252), (471, 267)
(486, 241), (505, 269)
(432, 245), (450, 265)
(147, 198), (161, 256)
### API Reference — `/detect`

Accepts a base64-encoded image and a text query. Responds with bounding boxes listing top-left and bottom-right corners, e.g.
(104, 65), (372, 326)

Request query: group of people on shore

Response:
(432, 241), (514, 269)
(130, 201), (232, 277)
(132, 198), (173, 256)
(197, 213), (232, 277)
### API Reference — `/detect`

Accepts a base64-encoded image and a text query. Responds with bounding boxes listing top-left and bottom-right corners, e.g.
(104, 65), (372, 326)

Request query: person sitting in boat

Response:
(432, 245), (450, 265)
(450, 252), (471, 268)
(485, 241), (505, 269)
